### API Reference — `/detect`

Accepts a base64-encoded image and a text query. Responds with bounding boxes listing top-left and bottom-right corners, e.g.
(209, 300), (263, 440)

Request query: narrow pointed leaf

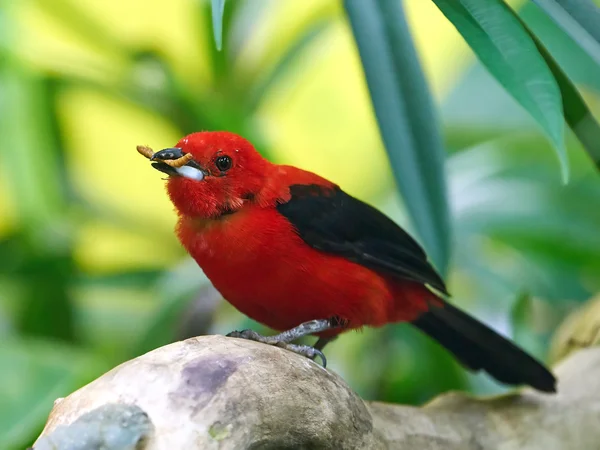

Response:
(532, 0), (600, 66)
(519, 1), (600, 92)
(211, 0), (226, 51)
(344, 0), (451, 275)
(433, 0), (569, 182)
(202, 0), (242, 77)
(521, 21), (600, 170)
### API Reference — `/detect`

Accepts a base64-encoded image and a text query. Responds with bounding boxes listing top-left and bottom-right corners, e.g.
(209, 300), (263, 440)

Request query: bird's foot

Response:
(226, 329), (327, 367)
(226, 329), (267, 342)
(226, 319), (336, 368)
(276, 342), (327, 367)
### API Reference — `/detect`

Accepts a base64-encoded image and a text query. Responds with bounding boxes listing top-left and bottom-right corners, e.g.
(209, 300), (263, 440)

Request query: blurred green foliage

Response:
(1, 0), (600, 449)
(345, 0), (451, 274)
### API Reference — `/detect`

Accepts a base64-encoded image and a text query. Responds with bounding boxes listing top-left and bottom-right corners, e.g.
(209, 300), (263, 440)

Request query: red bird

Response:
(145, 131), (556, 393)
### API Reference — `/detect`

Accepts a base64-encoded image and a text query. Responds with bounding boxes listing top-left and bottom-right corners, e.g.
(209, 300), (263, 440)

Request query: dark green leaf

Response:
(518, 17), (600, 170)
(0, 62), (66, 224)
(344, 0), (451, 275)
(443, 49), (600, 169)
(202, 0), (250, 81)
(0, 53), (76, 341)
(520, 1), (600, 92)
(211, 0), (227, 51)
(532, 0), (600, 66)
(433, 0), (569, 181)
(17, 259), (76, 342)
(449, 133), (600, 302)
(39, 77), (73, 200)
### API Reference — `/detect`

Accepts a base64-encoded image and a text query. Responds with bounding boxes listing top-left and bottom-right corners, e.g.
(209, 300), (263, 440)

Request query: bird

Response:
(137, 130), (556, 393)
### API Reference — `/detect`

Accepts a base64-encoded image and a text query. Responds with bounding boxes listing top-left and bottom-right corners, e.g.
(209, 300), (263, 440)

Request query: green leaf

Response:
(0, 339), (106, 450)
(433, 0), (569, 182)
(449, 133), (600, 302)
(442, 33), (600, 171)
(532, 0), (600, 66)
(344, 0), (451, 275)
(201, 0), (232, 81)
(519, 1), (600, 92)
(211, 0), (226, 51)
(0, 63), (66, 225)
(0, 49), (76, 341)
(518, 15), (600, 170)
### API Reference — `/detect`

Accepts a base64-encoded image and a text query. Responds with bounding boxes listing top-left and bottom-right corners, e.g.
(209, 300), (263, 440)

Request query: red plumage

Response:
(177, 207), (431, 337)
(149, 130), (556, 393)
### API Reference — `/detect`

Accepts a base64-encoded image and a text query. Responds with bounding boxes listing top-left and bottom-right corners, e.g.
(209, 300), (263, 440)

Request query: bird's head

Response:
(150, 131), (271, 219)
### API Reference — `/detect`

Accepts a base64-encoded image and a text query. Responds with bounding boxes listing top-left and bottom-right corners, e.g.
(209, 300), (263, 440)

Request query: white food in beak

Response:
(175, 165), (205, 181)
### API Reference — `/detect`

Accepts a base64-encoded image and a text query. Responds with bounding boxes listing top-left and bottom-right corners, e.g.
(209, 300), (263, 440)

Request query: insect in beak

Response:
(137, 146), (207, 181)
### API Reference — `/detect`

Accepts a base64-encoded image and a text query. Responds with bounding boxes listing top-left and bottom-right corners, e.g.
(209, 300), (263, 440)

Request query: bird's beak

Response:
(151, 147), (207, 181)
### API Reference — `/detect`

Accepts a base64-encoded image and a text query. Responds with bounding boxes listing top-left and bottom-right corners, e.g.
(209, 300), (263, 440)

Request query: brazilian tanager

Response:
(139, 131), (556, 393)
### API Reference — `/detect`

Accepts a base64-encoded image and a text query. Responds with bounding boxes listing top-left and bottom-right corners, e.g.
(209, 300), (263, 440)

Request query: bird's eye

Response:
(215, 155), (232, 172)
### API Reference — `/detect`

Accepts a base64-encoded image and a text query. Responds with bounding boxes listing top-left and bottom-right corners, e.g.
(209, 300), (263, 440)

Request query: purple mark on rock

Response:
(170, 355), (250, 413)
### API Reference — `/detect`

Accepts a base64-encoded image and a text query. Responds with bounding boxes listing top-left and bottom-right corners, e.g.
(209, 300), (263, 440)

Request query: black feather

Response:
(276, 183), (556, 392)
(413, 300), (556, 392)
(276, 184), (448, 294)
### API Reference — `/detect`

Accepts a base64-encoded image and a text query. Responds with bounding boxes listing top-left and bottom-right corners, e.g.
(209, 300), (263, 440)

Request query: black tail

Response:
(412, 299), (556, 393)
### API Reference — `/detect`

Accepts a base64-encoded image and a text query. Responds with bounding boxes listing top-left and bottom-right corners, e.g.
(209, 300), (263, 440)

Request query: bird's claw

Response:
(226, 330), (243, 338)
(226, 329), (327, 368)
(278, 343), (327, 368)
(226, 329), (263, 341)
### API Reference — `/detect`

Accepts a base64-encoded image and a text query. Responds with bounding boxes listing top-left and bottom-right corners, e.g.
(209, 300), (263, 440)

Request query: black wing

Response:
(277, 185), (557, 393)
(276, 184), (448, 295)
